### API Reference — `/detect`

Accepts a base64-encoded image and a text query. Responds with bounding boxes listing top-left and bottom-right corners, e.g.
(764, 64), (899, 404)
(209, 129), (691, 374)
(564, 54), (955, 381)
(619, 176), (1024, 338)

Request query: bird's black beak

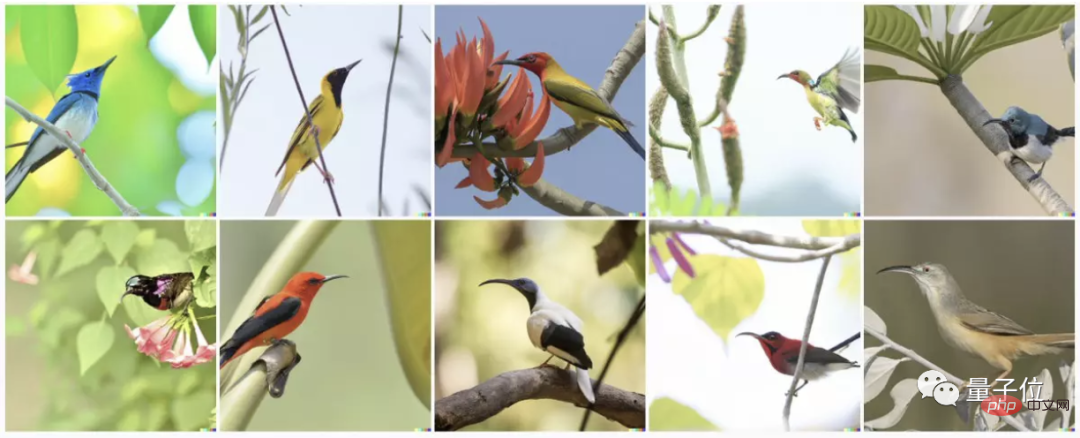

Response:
(100, 56), (116, 70)
(343, 59), (362, 73)
(479, 278), (516, 289)
(321, 274), (348, 283)
(983, 118), (1007, 128)
(119, 291), (133, 302)
(776, 74), (787, 80)
(735, 332), (761, 340)
(877, 265), (916, 276)
(493, 59), (524, 67)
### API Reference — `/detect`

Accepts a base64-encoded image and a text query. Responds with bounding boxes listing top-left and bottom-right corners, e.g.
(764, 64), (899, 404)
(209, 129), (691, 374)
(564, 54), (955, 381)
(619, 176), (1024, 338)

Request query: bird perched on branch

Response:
(738, 331), (860, 396)
(778, 48), (861, 142)
(219, 272), (347, 368)
(878, 263), (1074, 385)
(480, 277), (596, 404)
(983, 106), (1074, 182)
(266, 59), (361, 216)
(6, 56), (116, 202)
(121, 272), (195, 311)
(494, 53), (645, 160)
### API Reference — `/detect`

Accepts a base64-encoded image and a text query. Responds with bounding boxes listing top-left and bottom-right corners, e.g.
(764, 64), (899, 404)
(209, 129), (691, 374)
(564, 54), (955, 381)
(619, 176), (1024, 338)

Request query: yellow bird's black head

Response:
(324, 59), (362, 107)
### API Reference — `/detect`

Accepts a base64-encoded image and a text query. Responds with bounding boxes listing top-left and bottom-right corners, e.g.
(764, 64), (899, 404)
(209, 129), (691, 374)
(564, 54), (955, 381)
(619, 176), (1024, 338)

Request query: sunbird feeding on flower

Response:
(984, 106), (1075, 182)
(6, 56), (116, 202)
(494, 52), (646, 160)
(220, 272), (347, 368)
(266, 60), (361, 216)
(121, 272), (196, 311)
(778, 48), (861, 142)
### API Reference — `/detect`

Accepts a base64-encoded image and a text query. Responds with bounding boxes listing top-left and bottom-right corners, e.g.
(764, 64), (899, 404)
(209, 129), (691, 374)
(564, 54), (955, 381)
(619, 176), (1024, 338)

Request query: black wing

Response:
(219, 296), (302, 366)
(541, 323), (593, 369)
(785, 345), (856, 366)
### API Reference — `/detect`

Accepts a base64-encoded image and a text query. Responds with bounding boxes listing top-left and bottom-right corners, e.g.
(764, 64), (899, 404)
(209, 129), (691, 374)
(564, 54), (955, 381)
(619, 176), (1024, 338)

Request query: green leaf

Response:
(76, 320), (115, 376)
(372, 221), (431, 409)
(135, 228), (157, 249)
(137, 5), (174, 42)
(628, 226), (646, 287)
(35, 238), (60, 279)
(188, 5), (217, 66)
(649, 397), (720, 431)
(56, 229), (103, 277)
(171, 389), (215, 431)
(803, 220), (861, 299)
(671, 188), (697, 216)
(184, 220), (216, 252)
(101, 221), (139, 264)
(6, 6), (19, 34)
(672, 254), (764, 342)
(802, 219), (860, 237)
(964, 6), (1075, 69)
(864, 64), (937, 84)
(651, 180), (671, 216)
(21, 224), (47, 250)
(123, 294), (163, 330)
(136, 238), (188, 275)
(19, 5), (78, 93)
(97, 265), (137, 317)
(41, 307), (85, 349)
(865, 6), (926, 66)
(194, 274), (216, 308)
(7, 317), (27, 337)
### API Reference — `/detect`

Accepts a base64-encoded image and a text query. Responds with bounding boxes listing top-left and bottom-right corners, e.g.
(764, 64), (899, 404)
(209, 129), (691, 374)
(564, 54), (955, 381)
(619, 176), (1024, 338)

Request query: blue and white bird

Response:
(6, 56), (116, 202)
(480, 277), (596, 404)
(984, 106), (1075, 182)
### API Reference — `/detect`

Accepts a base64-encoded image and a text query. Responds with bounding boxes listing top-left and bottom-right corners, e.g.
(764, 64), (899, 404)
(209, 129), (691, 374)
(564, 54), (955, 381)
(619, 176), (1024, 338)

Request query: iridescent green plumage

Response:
(779, 48), (862, 142)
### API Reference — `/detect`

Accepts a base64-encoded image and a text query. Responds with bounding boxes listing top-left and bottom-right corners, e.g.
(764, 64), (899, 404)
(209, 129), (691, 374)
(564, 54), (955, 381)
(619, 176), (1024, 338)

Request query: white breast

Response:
(1014, 135), (1053, 164)
(25, 104), (97, 166)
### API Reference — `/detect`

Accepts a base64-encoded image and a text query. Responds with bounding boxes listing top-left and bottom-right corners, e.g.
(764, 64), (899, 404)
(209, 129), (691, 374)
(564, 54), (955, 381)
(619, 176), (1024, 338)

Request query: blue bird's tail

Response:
(1060, 127), (1075, 137)
(5, 157), (29, 203)
(615, 129), (646, 160)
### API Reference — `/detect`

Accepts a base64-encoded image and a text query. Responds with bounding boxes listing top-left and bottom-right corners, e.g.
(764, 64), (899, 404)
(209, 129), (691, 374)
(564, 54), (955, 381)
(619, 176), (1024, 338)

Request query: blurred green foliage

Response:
(649, 180), (734, 216)
(6, 220), (217, 431)
(5, 5), (216, 216)
(434, 220), (645, 431)
(649, 397), (719, 431)
(220, 221), (430, 431)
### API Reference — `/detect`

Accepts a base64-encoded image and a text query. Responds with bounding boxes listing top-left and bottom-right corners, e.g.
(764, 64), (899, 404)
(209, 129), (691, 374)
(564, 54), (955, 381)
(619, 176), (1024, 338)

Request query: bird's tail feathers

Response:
(1017, 333), (1074, 356)
(265, 178), (294, 217)
(219, 340), (238, 369)
(575, 367), (596, 404)
(614, 129), (646, 160)
(1059, 127), (1075, 137)
(5, 157), (29, 203)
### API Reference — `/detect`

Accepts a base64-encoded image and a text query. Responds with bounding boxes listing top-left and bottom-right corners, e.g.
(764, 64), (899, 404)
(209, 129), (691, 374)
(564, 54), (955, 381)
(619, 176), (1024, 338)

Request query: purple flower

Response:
(650, 232), (696, 283)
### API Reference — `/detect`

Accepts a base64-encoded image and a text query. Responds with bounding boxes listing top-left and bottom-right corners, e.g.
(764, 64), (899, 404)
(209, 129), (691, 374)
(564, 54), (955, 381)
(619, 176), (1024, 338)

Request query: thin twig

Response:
(6, 141), (27, 148)
(783, 255), (832, 431)
(377, 6), (403, 217)
(5, 96), (140, 216)
(579, 295), (645, 431)
(865, 326), (1032, 432)
(716, 236), (858, 263)
(651, 220), (858, 251)
(269, 6), (342, 217)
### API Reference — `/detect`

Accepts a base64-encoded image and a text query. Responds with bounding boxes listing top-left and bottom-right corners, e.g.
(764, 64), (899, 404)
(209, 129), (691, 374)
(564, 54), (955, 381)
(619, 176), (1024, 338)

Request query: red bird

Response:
(738, 331), (859, 394)
(219, 272), (347, 368)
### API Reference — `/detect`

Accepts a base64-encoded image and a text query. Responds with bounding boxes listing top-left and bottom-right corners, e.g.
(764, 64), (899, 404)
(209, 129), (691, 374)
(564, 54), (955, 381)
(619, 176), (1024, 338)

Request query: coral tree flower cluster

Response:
(435, 18), (550, 209)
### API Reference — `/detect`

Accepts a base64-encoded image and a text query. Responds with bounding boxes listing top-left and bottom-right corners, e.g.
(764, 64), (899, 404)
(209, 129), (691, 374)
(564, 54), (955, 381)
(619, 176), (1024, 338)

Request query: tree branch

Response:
(269, 6), (342, 217)
(5, 96), (140, 216)
(434, 366), (645, 431)
(450, 20), (645, 159)
(377, 6), (403, 217)
(221, 339), (302, 431)
(865, 326), (1031, 432)
(522, 178), (625, 216)
(938, 75), (1073, 215)
(783, 255), (832, 431)
(715, 235), (859, 263)
(579, 295), (646, 430)
(651, 220), (859, 251)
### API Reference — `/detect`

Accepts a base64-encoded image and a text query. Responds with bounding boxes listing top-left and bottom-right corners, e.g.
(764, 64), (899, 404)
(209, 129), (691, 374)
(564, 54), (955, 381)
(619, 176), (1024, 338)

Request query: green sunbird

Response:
(778, 48), (861, 142)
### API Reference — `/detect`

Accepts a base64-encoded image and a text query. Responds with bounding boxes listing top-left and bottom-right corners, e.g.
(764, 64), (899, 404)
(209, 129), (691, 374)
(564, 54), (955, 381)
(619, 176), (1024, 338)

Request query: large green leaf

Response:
(56, 229), (104, 277)
(19, 5), (78, 92)
(136, 238), (188, 275)
(184, 219), (216, 252)
(137, 5), (174, 42)
(35, 238), (60, 279)
(76, 320), (115, 376)
(97, 265), (137, 317)
(188, 5), (217, 66)
(865, 6), (923, 56)
(968, 6), (1075, 60)
(101, 221), (139, 264)
(672, 254), (764, 341)
(865, 64), (937, 84)
(650, 397), (720, 431)
(372, 221), (431, 409)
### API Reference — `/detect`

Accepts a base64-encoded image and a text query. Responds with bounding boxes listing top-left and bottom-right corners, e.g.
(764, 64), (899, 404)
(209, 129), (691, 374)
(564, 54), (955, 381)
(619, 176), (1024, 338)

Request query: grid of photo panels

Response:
(2, 2), (1077, 437)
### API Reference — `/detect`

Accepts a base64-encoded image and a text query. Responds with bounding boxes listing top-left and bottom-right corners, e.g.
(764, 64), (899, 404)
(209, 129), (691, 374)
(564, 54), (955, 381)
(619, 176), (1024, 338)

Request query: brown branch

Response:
(451, 20), (646, 159)
(522, 178), (625, 216)
(434, 366), (644, 431)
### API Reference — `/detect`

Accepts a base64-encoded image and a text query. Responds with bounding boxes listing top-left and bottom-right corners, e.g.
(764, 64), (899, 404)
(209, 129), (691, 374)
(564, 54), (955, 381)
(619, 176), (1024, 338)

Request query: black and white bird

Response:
(984, 106), (1075, 182)
(480, 277), (595, 404)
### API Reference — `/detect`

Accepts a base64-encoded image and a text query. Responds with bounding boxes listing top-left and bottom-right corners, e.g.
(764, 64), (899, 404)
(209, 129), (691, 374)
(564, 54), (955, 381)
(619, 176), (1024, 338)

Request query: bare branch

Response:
(377, 6), (404, 217)
(579, 295), (645, 430)
(521, 178), (625, 217)
(716, 236), (858, 263)
(451, 20), (645, 159)
(5, 96), (140, 216)
(651, 220), (859, 251)
(939, 75), (1073, 215)
(784, 255), (832, 431)
(434, 366), (644, 431)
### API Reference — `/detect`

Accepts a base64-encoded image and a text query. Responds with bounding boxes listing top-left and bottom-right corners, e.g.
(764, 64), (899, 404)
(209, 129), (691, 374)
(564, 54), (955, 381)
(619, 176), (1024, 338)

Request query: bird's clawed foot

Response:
(537, 355), (554, 368)
(1028, 163), (1047, 183)
(813, 117), (823, 131)
(312, 161), (335, 185)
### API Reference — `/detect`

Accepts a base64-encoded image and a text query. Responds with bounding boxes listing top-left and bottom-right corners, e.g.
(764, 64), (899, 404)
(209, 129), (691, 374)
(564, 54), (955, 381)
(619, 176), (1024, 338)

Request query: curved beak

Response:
(100, 55), (116, 70)
(983, 118), (1009, 129)
(777, 73), (794, 81)
(343, 59), (362, 73)
(479, 278), (516, 288)
(321, 274), (348, 283)
(877, 265), (916, 275)
(493, 59), (523, 67)
(119, 290), (133, 302)
(736, 332), (761, 340)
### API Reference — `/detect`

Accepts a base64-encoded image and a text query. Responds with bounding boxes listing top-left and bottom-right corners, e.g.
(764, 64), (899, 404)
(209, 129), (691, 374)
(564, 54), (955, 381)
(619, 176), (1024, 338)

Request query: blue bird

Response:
(984, 106), (1075, 182)
(6, 56), (116, 202)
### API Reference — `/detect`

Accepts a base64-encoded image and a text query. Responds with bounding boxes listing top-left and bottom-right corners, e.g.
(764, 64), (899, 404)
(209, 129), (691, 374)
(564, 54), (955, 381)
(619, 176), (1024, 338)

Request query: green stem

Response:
(662, 6), (691, 89)
(376, 6), (404, 217)
(221, 362), (270, 431)
(678, 5), (719, 42)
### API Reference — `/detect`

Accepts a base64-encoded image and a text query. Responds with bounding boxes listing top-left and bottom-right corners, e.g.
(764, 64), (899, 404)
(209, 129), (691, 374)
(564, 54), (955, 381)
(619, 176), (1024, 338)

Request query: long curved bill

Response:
(876, 265), (916, 275)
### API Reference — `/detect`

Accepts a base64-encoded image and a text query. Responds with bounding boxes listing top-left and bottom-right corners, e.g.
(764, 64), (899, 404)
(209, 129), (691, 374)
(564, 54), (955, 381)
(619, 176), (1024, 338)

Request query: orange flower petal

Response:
(460, 39), (485, 117)
(468, 153), (496, 192)
(488, 51), (509, 89)
(514, 91), (551, 149)
(491, 70), (528, 129)
(434, 38), (455, 123)
(479, 18), (494, 72)
(436, 107), (458, 168)
(505, 157), (526, 174)
(474, 195), (508, 210)
(455, 176), (473, 189)
(517, 142), (545, 187)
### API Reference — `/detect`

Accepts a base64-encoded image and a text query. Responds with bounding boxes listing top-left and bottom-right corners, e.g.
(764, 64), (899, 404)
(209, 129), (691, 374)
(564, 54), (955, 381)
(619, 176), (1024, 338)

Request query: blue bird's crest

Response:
(65, 56), (116, 96)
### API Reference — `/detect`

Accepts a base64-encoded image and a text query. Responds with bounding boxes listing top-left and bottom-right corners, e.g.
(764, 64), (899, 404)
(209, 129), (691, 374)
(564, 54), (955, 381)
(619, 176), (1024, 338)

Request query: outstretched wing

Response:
(813, 47), (861, 114)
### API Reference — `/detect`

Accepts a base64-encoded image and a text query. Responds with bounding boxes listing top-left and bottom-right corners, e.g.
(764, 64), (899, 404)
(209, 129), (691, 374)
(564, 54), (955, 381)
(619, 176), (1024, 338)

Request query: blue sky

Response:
(435, 5), (646, 216)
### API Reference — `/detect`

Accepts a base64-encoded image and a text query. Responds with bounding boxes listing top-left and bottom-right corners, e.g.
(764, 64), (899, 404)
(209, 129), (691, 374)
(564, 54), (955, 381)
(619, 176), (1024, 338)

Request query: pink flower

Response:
(125, 313), (217, 369)
(9, 251), (39, 285)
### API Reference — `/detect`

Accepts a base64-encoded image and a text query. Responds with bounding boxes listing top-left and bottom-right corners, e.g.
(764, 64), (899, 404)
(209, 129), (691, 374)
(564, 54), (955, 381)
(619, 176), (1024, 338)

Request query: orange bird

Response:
(219, 272), (347, 368)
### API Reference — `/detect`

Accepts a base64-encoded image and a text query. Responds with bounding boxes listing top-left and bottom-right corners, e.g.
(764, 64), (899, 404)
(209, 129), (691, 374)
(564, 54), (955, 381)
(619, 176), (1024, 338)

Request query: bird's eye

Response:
(923, 267), (930, 272)
(307, 278), (320, 285)
(527, 55), (535, 62)
(84, 72), (91, 78)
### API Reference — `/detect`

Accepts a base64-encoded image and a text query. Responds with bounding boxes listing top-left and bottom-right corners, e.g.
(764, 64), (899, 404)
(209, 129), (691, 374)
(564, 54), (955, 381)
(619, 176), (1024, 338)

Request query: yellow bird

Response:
(266, 59), (361, 216)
